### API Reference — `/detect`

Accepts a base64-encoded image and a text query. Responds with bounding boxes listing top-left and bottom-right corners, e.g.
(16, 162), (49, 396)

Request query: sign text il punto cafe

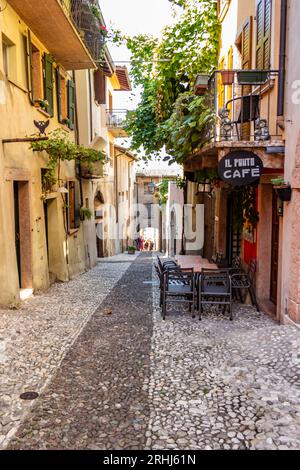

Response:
(218, 150), (263, 186)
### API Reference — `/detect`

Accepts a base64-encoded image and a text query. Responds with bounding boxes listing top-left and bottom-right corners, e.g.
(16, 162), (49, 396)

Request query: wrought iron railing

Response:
(60, 0), (106, 62)
(203, 69), (282, 143)
(106, 110), (128, 128)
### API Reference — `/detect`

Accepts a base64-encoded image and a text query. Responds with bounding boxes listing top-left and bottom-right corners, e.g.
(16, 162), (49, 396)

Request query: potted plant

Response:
(221, 70), (235, 85)
(80, 207), (93, 221)
(61, 118), (71, 127)
(237, 70), (268, 85)
(35, 98), (49, 110)
(127, 245), (136, 255)
(271, 176), (292, 202)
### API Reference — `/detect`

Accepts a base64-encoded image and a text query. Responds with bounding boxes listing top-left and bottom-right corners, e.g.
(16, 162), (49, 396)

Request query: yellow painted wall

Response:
(0, 2), (88, 305)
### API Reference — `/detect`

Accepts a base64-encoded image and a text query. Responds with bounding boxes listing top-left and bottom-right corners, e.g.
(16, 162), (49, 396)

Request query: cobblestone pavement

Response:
(0, 253), (138, 449)
(3, 253), (300, 450)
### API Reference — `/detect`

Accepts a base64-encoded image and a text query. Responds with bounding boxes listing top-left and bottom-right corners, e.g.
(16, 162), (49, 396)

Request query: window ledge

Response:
(68, 228), (80, 236)
(59, 124), (72, 132)
(36, 108), (51, 118)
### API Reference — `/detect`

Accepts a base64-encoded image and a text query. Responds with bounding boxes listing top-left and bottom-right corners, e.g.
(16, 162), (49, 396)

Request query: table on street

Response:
(175, 255), (217, 272)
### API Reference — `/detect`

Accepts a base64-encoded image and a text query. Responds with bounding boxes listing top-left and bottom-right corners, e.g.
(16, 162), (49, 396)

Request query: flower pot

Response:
(237, 70), (268, 85)
(221, 70), (235, 85)
(128, 250), (135, 255)
(274, 185), (292, 202)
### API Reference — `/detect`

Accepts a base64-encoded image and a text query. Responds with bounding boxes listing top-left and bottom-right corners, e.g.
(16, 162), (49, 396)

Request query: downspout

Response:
(277, 0), (287, 118)
(88, 70), (93, 141)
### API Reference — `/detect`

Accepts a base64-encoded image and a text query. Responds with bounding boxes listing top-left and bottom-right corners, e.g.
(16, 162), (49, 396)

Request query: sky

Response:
(100, 0), (182, 173)
(100, 0), (176, 110)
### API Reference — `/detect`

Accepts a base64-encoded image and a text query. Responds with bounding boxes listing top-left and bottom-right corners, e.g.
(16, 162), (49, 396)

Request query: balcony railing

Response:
(106, 110), (128, 137)
(60, 0), (106, 62)
(204, 69), (282, 144)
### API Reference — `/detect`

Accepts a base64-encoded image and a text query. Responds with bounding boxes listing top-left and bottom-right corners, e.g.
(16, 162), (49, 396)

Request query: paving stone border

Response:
(0, 255), (136, 449)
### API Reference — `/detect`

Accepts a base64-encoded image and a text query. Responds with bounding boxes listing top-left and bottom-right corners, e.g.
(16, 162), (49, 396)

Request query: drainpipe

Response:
(277, 0), (287, 117)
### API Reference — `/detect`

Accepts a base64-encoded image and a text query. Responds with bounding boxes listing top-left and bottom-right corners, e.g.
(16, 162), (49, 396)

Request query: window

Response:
(2, 34), (17, 81)
(56, 67), (68, 123)
(94, 68), (106, 104)
(43, 53), (54, 116)
(24, 32), (43, 105)
(67, 79), (75, 130)
(144, 182), (155, 195)
(256, 0), (272, 69)
(67, 181), (81, 231)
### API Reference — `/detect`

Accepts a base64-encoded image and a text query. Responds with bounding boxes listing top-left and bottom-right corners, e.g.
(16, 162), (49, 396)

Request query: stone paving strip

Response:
(147, 261), (300, 450)
(0, 254), (138, 449)
(7, 253), (153, 450)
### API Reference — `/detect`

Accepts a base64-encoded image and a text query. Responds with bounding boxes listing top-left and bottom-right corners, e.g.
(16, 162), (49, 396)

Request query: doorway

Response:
(226, 192), (242, 266)
(13, 181), (32, 290)
(270, 190), (279, 304)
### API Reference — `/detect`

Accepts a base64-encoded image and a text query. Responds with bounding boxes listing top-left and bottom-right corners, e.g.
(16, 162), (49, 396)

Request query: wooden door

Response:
(14, 182), (21, 287)
(270, 190), (279, 304)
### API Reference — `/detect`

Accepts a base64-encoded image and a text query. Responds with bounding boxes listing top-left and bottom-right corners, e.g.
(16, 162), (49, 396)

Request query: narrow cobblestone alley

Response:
(1, 253), (300, 450)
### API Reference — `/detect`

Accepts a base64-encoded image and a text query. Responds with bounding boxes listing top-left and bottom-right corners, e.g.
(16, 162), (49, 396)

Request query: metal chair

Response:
(162, 268), (195, 320)
(198, 269), (233, 321)
(231, 258), (259, 311)
(154, 262), (181, 308)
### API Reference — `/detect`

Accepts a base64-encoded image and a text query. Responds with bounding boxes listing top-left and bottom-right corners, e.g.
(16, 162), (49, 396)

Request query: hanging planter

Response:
(221, 70), (235, 85)
(274, 185), (292, 202)
(237, 70), (268, 85)
(271, 177), (292, 202)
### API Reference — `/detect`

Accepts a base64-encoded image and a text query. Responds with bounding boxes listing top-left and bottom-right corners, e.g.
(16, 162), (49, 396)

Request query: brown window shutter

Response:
(242, 17), (252, 70)
(263, 0), (272, 69)
(256, 0), (272, 69)
(94, 69), (106, 104)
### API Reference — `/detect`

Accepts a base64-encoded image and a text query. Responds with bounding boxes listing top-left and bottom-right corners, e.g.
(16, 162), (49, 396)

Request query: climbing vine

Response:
(113, 0), (220, 162)
(30, 129), (105, 193)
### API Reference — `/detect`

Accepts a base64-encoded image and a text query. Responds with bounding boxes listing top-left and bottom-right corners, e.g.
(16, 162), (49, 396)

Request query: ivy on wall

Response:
(113, 0), (220, 163)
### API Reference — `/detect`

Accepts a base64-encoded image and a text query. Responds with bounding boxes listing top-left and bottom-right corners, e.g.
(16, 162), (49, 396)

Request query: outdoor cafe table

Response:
(175, 255), (217, 272)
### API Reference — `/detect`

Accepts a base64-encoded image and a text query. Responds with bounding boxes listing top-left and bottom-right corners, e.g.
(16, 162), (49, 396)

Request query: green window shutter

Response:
(256, 0), (272, 69)
(74, 180), (81, 229)
(67, 79), (75, 130)
(23, 31), (34, 104)
(56, 67), (62, 122)
(43, 53), (54, 116)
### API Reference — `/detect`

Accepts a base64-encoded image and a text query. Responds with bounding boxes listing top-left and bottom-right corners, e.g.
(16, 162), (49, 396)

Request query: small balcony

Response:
(61, 0), (106, 63)
(106, 110), (128, 138)
(80, 161), (104, 179)
(204, 69), (283, 146)
(7, 0), (95, 70)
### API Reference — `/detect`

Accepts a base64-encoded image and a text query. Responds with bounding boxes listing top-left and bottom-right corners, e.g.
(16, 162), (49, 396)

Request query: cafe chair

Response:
(231, 258), (260, 311)
(198, 269), (233, 321)
(162, 268), (195, 320)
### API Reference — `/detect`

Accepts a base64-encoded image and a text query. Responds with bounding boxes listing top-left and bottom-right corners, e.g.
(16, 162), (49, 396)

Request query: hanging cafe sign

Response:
(218, 151), (263, 186)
